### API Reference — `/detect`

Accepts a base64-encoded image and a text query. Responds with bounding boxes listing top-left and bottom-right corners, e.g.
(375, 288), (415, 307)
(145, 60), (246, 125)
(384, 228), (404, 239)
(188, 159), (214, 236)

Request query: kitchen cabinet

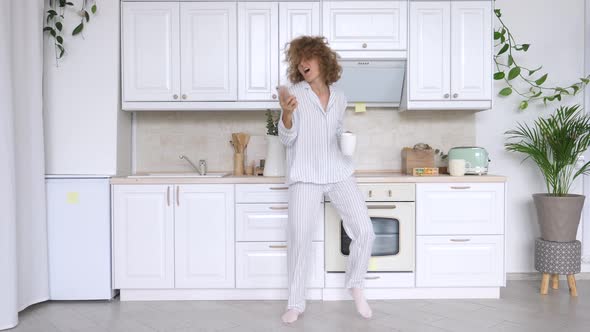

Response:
(322, 1), (408, 52)
(278, 1), (320, 86)
(416, 183), (504, 235)
(113, 185), (174, 288)
(416, 235), (504, 287)
(122, 1), (238, 104)
(407, 1), (492, 110)
(236, 242), (324, 288)
(415, 182), (505, 288)
(238, 2), (279, 101)
(235, 183), (325, 289)
(113, 184), (234, 289)
(180, 2), (237, 101)
(122, 2), (180, 102)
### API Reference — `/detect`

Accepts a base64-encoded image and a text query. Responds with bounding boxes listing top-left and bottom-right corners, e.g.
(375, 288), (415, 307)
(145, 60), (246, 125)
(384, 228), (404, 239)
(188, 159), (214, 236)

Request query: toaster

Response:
(447, 146), (490, 175)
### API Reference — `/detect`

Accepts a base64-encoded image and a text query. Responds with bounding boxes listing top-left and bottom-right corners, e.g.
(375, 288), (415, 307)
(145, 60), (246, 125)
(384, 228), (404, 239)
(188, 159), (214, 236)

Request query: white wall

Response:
(43, 0), (131, 175)
(476, 0), (587, 272)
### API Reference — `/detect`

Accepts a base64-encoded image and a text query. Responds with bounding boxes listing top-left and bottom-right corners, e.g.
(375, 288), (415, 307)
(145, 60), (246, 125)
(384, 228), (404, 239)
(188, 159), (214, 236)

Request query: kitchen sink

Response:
(129, 172), (229, 178)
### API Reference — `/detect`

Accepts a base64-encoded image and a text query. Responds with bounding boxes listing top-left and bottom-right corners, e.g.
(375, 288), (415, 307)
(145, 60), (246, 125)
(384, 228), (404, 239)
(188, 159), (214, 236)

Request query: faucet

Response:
(179, 155), (206, 175)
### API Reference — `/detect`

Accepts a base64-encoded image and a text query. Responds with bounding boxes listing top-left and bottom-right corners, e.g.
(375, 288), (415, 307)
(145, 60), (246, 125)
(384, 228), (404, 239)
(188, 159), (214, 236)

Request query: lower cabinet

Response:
(235, 242), (324, 289)
(113, 184), (234, 289)
(416, 235), (504, 287)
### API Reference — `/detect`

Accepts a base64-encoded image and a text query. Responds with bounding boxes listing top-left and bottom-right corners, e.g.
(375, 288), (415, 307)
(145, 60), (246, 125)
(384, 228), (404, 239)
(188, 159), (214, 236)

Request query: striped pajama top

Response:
(278, 80), (354, 185)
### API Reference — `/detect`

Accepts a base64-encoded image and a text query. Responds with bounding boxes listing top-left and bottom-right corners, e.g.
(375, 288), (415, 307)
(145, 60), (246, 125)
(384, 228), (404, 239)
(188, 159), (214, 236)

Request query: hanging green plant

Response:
(44, 0), (98, 63)
(493, 7), (590, 110)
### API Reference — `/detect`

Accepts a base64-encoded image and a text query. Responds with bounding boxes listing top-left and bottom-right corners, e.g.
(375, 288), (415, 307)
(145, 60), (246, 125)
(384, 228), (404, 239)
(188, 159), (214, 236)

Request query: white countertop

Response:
(111, 171), (506, 184)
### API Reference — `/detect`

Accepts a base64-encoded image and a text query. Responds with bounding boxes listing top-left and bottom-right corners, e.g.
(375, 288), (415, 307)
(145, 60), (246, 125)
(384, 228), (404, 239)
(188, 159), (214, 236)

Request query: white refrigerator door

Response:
(46, 177), (113, 300)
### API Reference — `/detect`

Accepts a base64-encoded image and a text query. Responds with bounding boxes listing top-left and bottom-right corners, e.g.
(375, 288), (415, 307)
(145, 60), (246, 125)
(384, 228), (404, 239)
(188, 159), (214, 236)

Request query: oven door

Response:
(325, 201), (415, 272)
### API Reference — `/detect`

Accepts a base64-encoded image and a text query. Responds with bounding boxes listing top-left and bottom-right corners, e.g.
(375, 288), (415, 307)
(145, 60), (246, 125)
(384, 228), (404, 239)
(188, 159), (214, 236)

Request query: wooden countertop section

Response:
(111, 171), (506, 184)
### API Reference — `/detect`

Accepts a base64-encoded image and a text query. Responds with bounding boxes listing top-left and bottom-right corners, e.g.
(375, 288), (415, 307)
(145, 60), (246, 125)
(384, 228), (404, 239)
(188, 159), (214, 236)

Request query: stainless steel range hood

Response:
(335, 59), (406, 107)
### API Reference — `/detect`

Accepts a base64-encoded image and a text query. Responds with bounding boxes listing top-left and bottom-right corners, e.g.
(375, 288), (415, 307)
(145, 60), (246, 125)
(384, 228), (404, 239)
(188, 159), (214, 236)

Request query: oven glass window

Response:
(340, 217), (399, 256)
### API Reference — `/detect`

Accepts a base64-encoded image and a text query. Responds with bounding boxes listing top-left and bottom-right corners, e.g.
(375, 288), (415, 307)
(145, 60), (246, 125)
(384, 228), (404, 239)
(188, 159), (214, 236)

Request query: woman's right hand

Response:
(278, 86), (297, 115)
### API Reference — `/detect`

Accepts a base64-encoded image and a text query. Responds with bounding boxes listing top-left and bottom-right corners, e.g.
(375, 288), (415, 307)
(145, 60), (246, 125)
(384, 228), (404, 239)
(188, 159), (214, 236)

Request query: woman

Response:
(278, 36), (376, 324)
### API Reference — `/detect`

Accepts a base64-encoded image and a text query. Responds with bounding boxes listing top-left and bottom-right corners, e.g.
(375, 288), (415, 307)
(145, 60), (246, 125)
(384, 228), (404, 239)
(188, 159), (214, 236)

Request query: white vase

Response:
(263, 135), (286, 176)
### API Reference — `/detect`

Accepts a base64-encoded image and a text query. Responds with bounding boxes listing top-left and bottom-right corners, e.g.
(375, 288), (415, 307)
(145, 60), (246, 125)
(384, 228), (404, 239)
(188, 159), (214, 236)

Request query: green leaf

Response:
(43, 27), (53, 32)
(500, 35), (506, 44)
(50, 29), (56, 37)
(91, 4), (97, 14)
(508, 67), (521, 80)
(494, 72), (505, 80)
(572, 85), (580, 94)
(57, 44), (65, 58)
(499, 87), (513, 96)
(521, 44), (530, 51)
(532, 91), (542, 98)
(508, 55), (514, 66)
(84, 11), (90, 22)
(498, 44), (509, 55)
(59, 0), (66, 7)
(72, 22), (84, 35)
(494, 31), (502, 40)
(55, 21), (62, 31)
(47, 10), (58, 16)
(494, 9), (501, 17)
(56, 36), (63, 44)
(556, 94), (562, 101)
(535, 74), (548, 85)
(581, 78), (590, 84)
(66, 2), (74, 5)
(528, 66), (542, 76)
(519, 101), (528, 110)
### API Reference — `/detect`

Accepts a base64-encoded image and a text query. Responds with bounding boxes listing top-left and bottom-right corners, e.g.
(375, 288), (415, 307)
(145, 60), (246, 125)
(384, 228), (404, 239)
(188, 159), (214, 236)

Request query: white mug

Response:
(449, 159), (466, 176)
(340, 132), (356, 156)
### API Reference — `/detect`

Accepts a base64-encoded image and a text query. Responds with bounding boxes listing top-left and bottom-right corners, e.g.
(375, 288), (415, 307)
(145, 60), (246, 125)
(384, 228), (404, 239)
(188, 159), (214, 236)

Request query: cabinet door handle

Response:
(450, 238), (471, 242)
(269, 187), (289, 190)
(365, 276), (380, 280)
(173, 94), (179, 100)
(176, 186), (180, 206)
(182, 94), (187, 100)
(269, 206), (288, 210)
(444, 93), (450, 99)
(450, 186), (471, 190)
(167, 186), (170, 206)
(367, 205), (396, 209)
(362, 42), (368, 48)
(269, 245), (287, 249)
(272, 94), (277, 100)
(453, 93), (459, 99)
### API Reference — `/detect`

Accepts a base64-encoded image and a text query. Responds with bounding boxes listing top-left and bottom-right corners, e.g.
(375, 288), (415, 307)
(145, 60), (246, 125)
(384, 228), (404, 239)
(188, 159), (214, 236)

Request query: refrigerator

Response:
(46, 175), (115, 300)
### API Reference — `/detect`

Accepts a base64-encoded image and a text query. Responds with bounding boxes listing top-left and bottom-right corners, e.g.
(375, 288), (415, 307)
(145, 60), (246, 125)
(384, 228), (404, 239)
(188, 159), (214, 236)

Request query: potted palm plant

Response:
(263, 110), (285, 176)
(505, 105), (590, 242)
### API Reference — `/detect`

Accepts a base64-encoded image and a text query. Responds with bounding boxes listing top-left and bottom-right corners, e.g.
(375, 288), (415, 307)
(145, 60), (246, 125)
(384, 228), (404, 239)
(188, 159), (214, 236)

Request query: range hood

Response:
(335, 59), (406, 107)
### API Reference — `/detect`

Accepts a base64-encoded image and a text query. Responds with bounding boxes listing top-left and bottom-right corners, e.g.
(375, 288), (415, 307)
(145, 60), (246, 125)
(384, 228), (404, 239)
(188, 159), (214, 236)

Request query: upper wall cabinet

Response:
(279, 2), (321, 86)
(238, 2), (279, 101)
(122, 1), (242, 108)
(122, 2), (181, 102)
(406, 1), (492, 110)
(180, 2), (237, 101)
(322, 1), (408, 58)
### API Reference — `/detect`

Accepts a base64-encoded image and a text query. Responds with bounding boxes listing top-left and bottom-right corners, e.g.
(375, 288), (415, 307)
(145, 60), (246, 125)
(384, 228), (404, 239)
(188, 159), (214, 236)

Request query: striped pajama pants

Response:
(286, 176), (375, 312)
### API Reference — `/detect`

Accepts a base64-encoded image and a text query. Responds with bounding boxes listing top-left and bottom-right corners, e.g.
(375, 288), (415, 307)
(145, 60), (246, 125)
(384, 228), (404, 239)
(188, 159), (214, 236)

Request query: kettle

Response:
(447, 146), (490, 175)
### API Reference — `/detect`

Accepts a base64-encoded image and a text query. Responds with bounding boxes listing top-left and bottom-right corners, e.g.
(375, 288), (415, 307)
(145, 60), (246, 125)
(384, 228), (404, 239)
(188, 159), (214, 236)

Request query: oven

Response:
(325, 183), (415, 272)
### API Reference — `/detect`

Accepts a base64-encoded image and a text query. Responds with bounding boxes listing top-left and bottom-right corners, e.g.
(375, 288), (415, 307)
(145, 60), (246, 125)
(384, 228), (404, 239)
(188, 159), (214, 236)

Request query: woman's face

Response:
(298, 57), (322, 84)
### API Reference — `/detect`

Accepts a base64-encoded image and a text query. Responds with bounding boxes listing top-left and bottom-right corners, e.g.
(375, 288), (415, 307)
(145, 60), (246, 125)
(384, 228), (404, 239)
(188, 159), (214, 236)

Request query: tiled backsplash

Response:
(134, 109), (475, 173)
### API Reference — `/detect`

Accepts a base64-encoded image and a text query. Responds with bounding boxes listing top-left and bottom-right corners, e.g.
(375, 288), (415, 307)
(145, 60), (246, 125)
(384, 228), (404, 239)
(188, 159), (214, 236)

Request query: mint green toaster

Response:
(447, 147), (490, 175)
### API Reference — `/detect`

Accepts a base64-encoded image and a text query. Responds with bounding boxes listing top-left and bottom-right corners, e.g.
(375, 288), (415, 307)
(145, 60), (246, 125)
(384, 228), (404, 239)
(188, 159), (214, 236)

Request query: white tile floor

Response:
(8, 280), (590, 332)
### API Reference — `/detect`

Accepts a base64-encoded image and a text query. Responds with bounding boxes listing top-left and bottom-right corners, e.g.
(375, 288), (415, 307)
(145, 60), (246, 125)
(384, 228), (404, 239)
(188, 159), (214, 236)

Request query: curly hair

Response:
(285, 36), (342, 85)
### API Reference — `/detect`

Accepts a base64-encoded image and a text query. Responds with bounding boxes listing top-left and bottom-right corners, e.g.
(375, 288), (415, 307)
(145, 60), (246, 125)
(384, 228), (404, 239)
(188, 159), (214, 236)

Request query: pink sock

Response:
(281, 308), (301, 323)
(350, 288), (372, 319)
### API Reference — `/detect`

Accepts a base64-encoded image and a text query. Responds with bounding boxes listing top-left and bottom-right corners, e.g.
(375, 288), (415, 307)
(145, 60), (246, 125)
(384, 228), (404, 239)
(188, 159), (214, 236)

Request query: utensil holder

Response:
(234, 152), (244, 176)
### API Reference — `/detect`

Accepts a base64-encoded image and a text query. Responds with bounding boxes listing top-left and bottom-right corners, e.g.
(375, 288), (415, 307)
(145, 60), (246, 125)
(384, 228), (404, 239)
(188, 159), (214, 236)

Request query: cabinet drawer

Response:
(236, 203), (323, 242)
(416, 235), (504, 287)
(236, 242), (324, 289)
(416, 183), (504, 235)
(235, 184), (290, 203)
(323, 1), (408, 51)
(325, 272), (414, 288)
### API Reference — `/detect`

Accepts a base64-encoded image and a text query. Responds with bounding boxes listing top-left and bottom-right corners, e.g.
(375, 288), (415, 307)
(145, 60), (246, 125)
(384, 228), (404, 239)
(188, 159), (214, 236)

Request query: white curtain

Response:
(0, 0), (49, 329)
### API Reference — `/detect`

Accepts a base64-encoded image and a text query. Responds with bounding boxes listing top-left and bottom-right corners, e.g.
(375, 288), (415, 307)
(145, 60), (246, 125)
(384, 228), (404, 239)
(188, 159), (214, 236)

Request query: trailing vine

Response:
(494, 7), (590, 110)
(44, 0), (98, 64)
